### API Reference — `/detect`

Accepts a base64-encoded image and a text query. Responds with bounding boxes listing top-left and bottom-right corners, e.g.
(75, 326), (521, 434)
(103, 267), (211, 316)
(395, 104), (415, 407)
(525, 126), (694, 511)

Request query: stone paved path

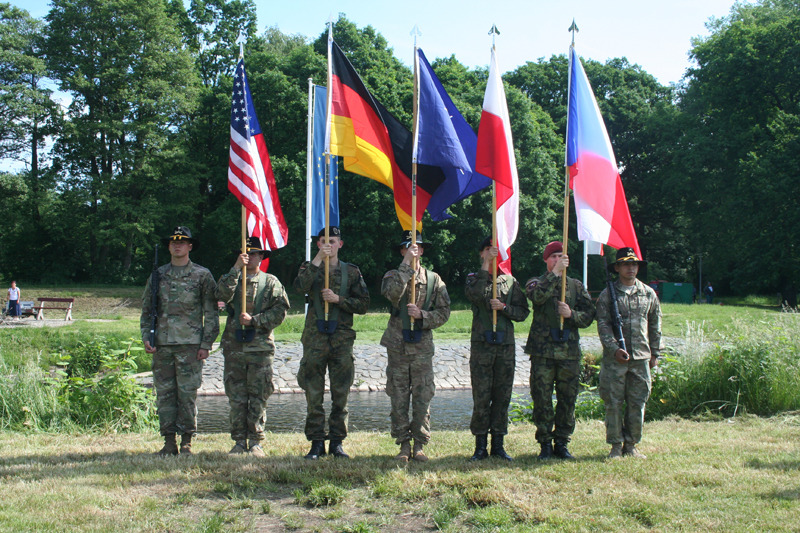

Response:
(199, 337), (606, 395)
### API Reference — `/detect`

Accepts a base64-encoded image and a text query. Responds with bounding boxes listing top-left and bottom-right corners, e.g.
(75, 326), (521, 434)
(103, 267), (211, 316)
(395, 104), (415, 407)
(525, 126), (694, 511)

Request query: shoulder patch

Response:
(526, 279), (538, 290)
(382, 271), (396, 279)
(467, 272), (476, 277)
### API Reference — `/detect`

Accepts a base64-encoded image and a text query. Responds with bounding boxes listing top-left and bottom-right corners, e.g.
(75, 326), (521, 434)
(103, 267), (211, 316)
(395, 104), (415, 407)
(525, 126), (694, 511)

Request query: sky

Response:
(17, 0), (748, 85)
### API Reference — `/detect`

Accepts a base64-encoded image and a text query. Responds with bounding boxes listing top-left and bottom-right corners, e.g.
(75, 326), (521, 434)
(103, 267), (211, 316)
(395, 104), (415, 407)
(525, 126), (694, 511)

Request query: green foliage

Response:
(649, 313), (800, 418)
(0, 360), (68, 431)
(51, 337), (157, 431)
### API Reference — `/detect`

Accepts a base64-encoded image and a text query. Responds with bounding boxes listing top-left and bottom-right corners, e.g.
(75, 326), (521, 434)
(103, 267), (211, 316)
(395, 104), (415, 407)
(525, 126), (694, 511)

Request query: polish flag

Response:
(567, 46), (640, 257)
(476, 46), (519, 275)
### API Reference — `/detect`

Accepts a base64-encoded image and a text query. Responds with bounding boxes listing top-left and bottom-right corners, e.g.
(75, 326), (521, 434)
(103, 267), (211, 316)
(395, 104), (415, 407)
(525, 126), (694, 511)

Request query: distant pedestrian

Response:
(703, 282), (714, 304)
(596, 247), (662, 459)
(465, 237), (529, 461)
(215, 237), (289, 457)
(141, 226), (220, 456)
(6, 281), (20, 320)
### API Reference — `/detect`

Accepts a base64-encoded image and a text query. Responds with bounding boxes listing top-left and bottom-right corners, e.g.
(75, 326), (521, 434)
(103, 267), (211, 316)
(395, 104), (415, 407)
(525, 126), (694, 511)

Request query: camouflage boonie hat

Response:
(163, 226), (198, 249)
(608, 247), (647, 272)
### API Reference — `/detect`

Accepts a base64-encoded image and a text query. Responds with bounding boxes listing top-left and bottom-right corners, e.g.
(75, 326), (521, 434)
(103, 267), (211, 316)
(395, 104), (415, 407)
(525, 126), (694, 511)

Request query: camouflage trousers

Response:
(297, 340), (354, 441)
(598, 357), (651, 444)
(469, 342), (516, 436)
(223, 350), (275, 443)
(385, 348), (435, 445)
(152, 345), (204, 437)
(530, 355), (581, 444)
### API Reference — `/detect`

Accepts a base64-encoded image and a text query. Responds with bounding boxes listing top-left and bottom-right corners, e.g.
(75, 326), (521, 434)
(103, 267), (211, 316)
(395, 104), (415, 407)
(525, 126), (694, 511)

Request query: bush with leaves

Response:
(52, 337), (157, 431)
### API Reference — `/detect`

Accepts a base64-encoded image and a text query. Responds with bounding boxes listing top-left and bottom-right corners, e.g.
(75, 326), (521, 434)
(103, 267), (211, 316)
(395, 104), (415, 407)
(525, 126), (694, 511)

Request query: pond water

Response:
(197, 387), (532, 434)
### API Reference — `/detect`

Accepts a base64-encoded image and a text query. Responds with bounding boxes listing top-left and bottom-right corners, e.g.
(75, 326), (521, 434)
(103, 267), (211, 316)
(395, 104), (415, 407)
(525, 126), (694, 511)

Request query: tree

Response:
(45, 0), (200, 280)
(680, 0), (800, 294)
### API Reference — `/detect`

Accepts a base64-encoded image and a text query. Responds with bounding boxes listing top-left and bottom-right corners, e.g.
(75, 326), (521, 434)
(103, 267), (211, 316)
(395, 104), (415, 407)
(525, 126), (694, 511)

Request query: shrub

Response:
(53, 338), (157, 431)
(0, 360), (71, 431)
(649, 314), (800, 418)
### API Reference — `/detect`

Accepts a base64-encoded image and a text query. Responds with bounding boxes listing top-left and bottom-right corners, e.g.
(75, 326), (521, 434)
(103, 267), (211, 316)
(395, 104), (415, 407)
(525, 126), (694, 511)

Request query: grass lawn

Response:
(0, 415), (798, 532)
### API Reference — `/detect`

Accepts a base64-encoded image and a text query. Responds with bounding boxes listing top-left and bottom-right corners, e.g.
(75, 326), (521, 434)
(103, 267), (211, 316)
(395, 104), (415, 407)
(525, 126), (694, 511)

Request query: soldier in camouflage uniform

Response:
(596, 247), (662, 459)
(381, 231), (451, 462)
(141, 226), (220, 456)
(465, 237), (529, 461)
(215, 237), (289, 457)
(293, 227), (370, 459)
(524, 241), (595, 460)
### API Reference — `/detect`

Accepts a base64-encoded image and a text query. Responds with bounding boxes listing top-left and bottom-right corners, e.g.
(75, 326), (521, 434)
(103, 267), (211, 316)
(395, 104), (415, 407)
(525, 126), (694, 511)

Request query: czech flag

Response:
(567, 46), (640, 257)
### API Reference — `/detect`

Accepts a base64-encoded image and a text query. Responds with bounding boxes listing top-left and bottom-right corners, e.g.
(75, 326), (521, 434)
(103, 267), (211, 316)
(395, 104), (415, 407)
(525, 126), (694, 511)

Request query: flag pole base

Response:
(402, 329), (422, 343)
(235, 327), (256, 343)
(549, 328), (571, 343)
(484, 330), (505, 345)
(316, 320), (338, 335)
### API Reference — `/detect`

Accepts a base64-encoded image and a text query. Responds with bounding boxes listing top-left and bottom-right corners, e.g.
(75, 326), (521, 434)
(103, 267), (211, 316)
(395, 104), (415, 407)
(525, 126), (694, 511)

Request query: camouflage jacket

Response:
(293, 260), (370, 348)
(380, 263), (451, 354)
(465, 270), (529, 345)
(597, 278), (662, 361)
(140, 261), (220, 350)
(523, 271), (596, 360)
(215, 268), (290, 354)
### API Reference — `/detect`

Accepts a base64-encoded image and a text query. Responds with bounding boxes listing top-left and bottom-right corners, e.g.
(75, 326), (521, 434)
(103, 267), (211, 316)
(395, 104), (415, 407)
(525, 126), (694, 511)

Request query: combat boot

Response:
(490, 434), (513, 461)
(553, 440), (575, 460)
(179, 433), (193, 455)
(229, 440), (247, 454)
(412, 440), (429, 462)
(396, 440), (412, 462)
(304, 440), (326, 460)
(329, 440), (350, 458)
(622, 442), (647, 459)
(249, 441), (266, 458)
(155, 434), (178, 456)
(469, 434), (489, 461)
(537, 441), (554, 460)
(607, 443), (623, 459)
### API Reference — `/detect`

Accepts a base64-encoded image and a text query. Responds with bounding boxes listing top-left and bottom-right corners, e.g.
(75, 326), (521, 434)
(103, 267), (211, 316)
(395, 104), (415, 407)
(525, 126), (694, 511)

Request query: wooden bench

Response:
(34, 297), (74, 321)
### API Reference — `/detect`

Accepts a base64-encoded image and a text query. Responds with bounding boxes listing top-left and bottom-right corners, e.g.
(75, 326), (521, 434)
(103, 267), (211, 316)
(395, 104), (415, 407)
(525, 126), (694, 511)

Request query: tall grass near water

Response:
(650, 312), (800, 418)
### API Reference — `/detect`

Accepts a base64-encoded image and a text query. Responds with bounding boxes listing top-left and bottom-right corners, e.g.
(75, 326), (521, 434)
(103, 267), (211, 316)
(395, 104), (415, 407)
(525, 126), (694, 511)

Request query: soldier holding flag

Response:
(380, 231), (450, 462)
(215, 237), (289, 457)
(293, 226), (369, 460)
(465, 237), (529, 461)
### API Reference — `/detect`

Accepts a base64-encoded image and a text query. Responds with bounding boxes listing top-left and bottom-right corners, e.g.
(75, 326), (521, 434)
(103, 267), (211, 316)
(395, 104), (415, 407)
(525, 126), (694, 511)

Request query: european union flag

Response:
(312, 85), (339, 234)
(415, 49), (491, 221)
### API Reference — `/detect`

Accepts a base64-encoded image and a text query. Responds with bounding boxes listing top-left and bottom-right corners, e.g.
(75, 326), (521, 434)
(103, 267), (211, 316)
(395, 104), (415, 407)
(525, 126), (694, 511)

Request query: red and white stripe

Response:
(228, 128), (288, 251)
(476, 47), (519, 275)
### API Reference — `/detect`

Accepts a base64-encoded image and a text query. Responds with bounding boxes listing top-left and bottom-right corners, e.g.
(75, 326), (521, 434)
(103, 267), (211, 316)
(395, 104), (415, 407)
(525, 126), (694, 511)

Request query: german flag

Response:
(329, 41), (444, 229)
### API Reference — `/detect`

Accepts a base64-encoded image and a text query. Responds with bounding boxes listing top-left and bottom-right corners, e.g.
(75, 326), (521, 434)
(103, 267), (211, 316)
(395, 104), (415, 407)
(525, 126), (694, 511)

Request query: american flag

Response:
(228, 57), (288, 254)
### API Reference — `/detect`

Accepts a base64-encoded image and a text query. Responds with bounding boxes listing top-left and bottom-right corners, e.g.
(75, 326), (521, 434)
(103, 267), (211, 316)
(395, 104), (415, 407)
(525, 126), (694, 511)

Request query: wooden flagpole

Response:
(560, 167), (569, 330)
(492, 181), (498, 332)
(409, 33), (421, 330)
(241, 206), (247, 314)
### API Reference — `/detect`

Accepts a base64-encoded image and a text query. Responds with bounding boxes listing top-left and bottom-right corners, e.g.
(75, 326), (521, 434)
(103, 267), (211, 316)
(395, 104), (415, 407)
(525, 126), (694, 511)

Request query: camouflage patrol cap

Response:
(608, 247), (647, 272)
(163, 226), (198, 249)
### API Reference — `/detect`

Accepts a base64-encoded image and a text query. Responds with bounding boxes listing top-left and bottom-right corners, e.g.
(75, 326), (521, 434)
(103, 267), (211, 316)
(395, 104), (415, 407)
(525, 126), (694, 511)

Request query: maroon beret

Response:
(543, 241), (563, 261)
